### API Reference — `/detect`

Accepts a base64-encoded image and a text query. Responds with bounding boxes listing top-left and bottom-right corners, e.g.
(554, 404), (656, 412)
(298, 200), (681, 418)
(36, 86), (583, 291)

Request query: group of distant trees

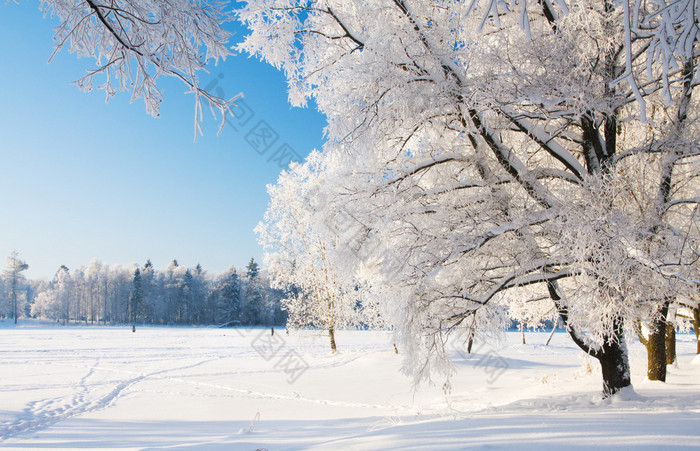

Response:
(0, 254), (286, 327)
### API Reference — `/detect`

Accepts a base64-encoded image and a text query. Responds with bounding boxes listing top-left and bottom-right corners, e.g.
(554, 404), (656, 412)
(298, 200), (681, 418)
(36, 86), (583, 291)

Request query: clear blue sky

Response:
(0, 2), (326, 279)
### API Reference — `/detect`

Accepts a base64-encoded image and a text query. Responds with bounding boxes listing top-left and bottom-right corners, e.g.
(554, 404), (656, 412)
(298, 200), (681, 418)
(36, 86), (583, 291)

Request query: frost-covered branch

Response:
(41, 0), (241, 138)
(241, 0), (700, 395)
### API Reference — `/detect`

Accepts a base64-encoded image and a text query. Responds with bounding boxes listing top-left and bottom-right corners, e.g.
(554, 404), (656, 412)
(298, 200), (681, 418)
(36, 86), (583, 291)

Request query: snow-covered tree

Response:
(212, 266), (241, 324)
(257, 152), (382, 353)
(37, 0), (240, 138)
(241, 258), (265, 325)
(189, 263), (209, 324)
(240, 0), (700, 396)
(83, 258), (106, 324)
(2, 252), (29, 324)
(246, 257), (259, 280)
(129, 267), (144, 324)
(140, 259), (158, 322)
(54, 265), (72, 324)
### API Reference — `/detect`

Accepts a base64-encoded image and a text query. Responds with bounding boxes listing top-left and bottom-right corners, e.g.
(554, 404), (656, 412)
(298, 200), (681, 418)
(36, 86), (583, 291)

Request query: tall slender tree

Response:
(213, 266), (241, 324)
(129, 268), (143, 324)
(3, 252), (29, 324)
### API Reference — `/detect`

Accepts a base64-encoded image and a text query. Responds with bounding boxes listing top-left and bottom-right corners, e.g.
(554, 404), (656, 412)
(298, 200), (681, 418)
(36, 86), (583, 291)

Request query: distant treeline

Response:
(0, 256), (287, 326)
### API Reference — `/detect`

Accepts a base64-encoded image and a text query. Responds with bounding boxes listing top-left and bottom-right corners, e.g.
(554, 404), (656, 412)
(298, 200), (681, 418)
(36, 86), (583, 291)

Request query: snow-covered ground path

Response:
(1, 323), (699, 449)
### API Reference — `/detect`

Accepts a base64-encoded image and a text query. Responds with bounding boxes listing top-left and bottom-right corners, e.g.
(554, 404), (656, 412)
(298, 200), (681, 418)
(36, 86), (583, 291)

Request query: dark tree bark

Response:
(646, 319), (667, 381)
(548, 282), (631, 397)
(329, 325), (337, 354)
(645, 301), (670, 381)
(597, 326), (632, 396)
(665, 322), (676, 365)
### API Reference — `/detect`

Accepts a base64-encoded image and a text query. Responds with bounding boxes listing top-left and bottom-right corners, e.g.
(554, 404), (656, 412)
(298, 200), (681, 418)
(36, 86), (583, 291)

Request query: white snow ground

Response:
(1, 322), (699, 450)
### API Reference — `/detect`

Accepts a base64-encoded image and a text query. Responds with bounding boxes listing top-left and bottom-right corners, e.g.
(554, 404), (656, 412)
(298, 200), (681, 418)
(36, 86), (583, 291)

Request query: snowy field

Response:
(1, 322), (699, 450)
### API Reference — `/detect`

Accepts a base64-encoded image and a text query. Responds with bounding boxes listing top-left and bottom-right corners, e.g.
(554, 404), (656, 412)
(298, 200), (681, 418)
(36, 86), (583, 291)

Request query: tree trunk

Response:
(558, 317), (631, 397)
(693, 305), (700, 355)
(12, 283), (18, 325)
(548, 282), (631, 397)
(646, 301), (670, 382)
(665, 322), (676, 365)
(545, 318), (559, 346)
(329, 326), (337, 354)
(598, 334), (632, 397)
(646, 319), (667, 381)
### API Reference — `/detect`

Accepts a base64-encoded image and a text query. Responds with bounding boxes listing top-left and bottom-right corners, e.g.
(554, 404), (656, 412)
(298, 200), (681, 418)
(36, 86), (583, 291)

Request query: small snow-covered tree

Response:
(256, 152), (377, 353)
(3, 252), (29, 324)
(246, 257), (259, 280)
(129, 267), (144, 324)
(83, 258), (106, 324)
(54, 265), (72, 324)
(240, 0), (700, 396)
(140, 259), (157, 322)
(188, 263), (209, 324)
(212, 266), (241, 324)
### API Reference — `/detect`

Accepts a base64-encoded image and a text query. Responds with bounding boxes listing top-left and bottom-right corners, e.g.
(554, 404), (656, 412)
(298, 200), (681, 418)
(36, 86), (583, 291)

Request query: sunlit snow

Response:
(2, 322), (699, 449)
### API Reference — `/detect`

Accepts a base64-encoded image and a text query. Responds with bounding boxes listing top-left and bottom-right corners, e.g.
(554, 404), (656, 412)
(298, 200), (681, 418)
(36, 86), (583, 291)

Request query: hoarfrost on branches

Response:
(39, 0), (241, 138)
(256, 152), (385, 353)
(242, 0), (699, 395)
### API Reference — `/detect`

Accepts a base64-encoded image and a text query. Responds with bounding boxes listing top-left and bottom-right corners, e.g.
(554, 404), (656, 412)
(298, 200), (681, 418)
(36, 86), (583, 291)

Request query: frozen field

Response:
(1, 323), (699, 450)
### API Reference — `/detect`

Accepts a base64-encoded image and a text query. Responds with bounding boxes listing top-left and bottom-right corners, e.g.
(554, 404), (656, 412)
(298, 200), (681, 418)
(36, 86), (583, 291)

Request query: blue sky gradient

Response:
(0, 2), (326, 279)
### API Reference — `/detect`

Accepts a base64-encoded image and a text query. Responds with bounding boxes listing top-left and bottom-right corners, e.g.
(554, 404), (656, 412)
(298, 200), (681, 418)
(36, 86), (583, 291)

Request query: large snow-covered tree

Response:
(240, 0), (700, 395)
